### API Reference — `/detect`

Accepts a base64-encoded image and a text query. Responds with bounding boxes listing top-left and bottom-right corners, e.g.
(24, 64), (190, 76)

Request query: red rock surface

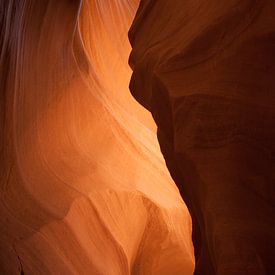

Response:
(0, 1), (194, 274)
(129, 1), (275, 274)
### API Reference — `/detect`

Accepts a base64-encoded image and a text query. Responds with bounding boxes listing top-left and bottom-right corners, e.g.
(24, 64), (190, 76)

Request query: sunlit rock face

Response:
(0, 0), (194, 274)
(129, 1), (275, 274)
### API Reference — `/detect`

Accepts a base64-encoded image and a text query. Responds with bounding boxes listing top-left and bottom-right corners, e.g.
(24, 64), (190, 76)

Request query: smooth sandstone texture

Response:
(129, 1), (275, 274)
(0, 1), (194, 274)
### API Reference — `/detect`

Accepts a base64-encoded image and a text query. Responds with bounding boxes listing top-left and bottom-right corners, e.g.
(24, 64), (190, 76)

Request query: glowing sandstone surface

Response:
(0, 0), (194, 274)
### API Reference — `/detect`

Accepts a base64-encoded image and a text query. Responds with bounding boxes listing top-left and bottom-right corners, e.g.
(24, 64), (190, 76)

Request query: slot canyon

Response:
(0, 0), (274, 274)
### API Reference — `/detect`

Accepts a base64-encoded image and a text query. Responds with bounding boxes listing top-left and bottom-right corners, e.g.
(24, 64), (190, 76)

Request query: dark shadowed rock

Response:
(129, 1), (275, 274)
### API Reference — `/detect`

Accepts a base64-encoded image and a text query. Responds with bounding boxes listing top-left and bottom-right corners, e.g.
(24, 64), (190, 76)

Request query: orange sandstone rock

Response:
(0, 1), (193, 274)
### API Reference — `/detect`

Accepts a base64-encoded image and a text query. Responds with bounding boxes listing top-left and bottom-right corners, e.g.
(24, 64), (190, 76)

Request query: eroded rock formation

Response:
(129, 1), (275, 274)
(0, 1), (194, 274)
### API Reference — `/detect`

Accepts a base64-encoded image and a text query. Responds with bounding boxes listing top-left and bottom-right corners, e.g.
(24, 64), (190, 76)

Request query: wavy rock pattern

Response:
(129, 1), (275, 274)
(0, 1), (194, 274)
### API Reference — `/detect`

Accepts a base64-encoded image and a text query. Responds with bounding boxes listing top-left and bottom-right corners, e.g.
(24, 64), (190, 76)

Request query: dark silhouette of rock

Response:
(129, 1), (275, 274)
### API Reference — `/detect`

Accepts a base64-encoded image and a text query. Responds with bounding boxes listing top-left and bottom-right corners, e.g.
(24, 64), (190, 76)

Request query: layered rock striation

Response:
(129, 1), (275, 274)
(0, 0), (194, 274)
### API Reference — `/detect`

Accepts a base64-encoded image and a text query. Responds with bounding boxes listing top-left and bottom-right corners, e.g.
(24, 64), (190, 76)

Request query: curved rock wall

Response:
(129, 1), (275, 274)
(0, 1), (194, 274)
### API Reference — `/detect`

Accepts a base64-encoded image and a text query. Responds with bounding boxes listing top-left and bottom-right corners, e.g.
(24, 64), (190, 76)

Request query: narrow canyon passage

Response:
(2, 1), (275, 274)
(0, 1), (194, 274)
